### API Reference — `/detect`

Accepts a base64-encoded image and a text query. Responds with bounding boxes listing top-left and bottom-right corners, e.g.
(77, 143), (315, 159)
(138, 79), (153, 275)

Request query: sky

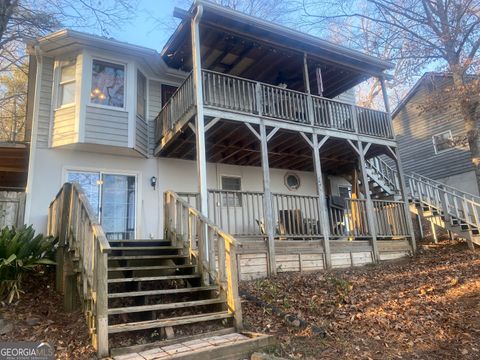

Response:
(109, 0), (180, 52)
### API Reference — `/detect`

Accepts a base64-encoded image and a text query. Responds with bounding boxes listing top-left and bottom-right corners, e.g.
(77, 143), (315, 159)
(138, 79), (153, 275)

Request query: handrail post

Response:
(96, 245), (109, 358)
(352, 105), (359, 133)
(226, 240), (243, 330)
(255, 82), (263, 116)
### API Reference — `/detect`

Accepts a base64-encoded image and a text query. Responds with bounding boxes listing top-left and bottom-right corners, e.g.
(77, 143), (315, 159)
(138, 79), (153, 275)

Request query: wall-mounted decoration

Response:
(284, 172), (300, 190)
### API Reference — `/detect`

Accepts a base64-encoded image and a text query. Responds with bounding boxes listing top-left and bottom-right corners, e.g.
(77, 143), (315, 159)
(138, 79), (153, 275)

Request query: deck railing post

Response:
(357, 142), (380, 261)
(96, 246), (109, 358)
(260, 122), (276, 275)
(255, 82), (263, 116)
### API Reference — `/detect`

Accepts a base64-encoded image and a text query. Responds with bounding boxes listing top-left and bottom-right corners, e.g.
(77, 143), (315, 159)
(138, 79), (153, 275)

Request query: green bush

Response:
(0, 226), (57, 303)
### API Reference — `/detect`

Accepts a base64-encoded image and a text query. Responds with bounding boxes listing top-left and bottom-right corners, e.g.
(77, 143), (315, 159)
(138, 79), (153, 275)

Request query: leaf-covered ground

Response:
(0, 271), (96, 359)
(240, 240), (480, 359)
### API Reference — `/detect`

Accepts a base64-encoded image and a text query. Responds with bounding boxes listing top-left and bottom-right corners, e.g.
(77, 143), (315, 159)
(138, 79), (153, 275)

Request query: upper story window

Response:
(91, 60), (125, 108)
(137, 71), (146, 120)
(58, 63), (76, 107)
(433, 130), (453, 154)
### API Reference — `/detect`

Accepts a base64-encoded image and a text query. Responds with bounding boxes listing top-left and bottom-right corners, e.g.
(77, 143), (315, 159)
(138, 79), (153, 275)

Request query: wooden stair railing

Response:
(48, 183), (111, 357)
(164, 190), (243, 330)
(407, 174), (480, 249)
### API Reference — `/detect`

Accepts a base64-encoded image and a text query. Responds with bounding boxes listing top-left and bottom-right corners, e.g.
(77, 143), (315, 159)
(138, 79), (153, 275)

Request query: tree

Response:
(300, 0), (480, 192)
(0, 0), (138, 142)
(0, 63), (27, 142)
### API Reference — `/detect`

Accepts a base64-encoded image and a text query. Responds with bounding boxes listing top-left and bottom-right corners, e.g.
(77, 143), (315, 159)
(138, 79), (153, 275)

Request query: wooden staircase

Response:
(48, 184), (273, 359)
(365, 158), (480, 248)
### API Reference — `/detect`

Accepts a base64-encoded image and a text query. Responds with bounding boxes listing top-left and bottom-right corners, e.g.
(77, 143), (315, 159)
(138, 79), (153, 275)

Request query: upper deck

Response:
(154, 0), (396, 168)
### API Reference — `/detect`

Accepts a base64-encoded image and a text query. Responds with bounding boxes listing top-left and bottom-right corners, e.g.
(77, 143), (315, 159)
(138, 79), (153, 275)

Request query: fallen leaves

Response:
(240, 239), (480, 360)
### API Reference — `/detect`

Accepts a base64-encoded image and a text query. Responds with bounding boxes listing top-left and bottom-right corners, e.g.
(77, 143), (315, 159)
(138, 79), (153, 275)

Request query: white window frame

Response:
(56, 61), (76, 109)
(432, 130), (454, 154)
(136, 69), (147, 121)
(89, 58), (127, 111)
(220, 175), (242, 207)
(62, 166), (140, 239)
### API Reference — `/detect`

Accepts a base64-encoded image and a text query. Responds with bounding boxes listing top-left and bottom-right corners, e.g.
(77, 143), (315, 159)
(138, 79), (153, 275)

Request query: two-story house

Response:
(27, 1), (416, 357)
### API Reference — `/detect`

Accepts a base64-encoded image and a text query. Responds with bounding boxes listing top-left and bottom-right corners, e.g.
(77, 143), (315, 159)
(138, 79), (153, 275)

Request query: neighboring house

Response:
(25, 1), (414, 274)
(392, 72), (478, 195)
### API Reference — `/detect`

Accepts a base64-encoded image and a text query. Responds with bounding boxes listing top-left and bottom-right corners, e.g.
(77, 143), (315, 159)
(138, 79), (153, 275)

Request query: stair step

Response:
(108, 298), (224, 315)
(110, 246), (182, 251)
(108, 311), (232, 334)
(108, 286), (219, 298)
(109, 239), (169, 243)
(108, 274), (200, 283)
(108, 264), (195, 272)
(109, 255), (188, 261)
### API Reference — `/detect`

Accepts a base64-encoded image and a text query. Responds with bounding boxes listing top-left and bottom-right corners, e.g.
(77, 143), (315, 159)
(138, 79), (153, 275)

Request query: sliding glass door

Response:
(66, 171), (136, 240)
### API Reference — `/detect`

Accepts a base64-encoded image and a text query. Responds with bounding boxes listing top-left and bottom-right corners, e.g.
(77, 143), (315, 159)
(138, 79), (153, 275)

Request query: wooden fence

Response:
(0, 191), (25, 228)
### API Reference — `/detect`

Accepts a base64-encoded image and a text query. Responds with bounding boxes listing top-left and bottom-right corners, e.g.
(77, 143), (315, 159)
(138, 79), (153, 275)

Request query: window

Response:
(91, 60), (125, 108)
(137, 71), (146, 119)
(58, 64), (76, 107)
(338, 186), (352, 199)
(433, 131), (453, 154)
(284, 173), (300, 190)
(221, 176), (242, 206)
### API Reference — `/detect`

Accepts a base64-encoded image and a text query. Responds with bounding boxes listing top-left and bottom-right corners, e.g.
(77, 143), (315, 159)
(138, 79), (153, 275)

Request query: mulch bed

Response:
(0, 270), (96, 359)
(240, 240), (480, 359)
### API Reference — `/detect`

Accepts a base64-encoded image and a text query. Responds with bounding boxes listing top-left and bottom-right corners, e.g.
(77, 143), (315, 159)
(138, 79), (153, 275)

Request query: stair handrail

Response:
(410, 172), (480, 203)
(48, 183), (111, 357)
(366, 157), (400, 191)
(163, 190), (243, 330)
(407, 174), (480, 231)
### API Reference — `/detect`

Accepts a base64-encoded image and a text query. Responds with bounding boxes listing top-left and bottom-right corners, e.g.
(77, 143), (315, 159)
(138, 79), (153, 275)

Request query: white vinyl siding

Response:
(37, 57), (54, 148)
(84, 105), (128, 147)
(135, 115), (148, 156)
(52, 106), (76, 147)
(148, 80), (162, 156)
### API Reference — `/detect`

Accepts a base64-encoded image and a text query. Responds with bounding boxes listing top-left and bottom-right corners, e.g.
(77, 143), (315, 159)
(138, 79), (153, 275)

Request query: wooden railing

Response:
(357, 107), (393, 138)
(408, 174), (480, 233)
(328, 198), (370, 238)
(261, 84), (310, 124)
(367, 157), (399, 192)
(373, 199), (409, 237)
(48, 183), (111, 357)
(164, 191), (243, 329)
(155, 72), (195, 141)
(201, 69), (393, 138)
(272, 193), (322, 237)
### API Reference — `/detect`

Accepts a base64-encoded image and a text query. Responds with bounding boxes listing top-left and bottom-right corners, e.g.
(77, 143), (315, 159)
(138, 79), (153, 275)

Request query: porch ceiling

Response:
(157, 119), (387, 174)
(162, 3), (392, 98)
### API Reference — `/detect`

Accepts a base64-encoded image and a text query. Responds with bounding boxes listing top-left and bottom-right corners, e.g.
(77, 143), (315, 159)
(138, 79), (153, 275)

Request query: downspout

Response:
(24, 44), (43, 226)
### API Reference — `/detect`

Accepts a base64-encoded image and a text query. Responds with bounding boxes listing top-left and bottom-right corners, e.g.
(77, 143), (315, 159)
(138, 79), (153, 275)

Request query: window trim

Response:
(432, 130), (454, 154)
(89, 58), (127, 111)
(56, 62), (76, 109)
(136, 70), (147, 121)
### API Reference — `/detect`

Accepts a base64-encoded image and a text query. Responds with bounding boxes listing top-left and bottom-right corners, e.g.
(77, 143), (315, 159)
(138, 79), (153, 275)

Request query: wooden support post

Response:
(312, 135), (332, 269)
(417, 213), (424, 240)
(391, 146), (417, 252)
(191, 5), (208, 218)
(260, 122), (276, 275)
(96, 249), (109, 358)
(430, 221), (438, 244)
(357, 141), (380, 261)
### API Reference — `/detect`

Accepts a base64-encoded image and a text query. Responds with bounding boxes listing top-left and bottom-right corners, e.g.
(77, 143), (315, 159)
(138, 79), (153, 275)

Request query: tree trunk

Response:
(452, 70), (480, 194)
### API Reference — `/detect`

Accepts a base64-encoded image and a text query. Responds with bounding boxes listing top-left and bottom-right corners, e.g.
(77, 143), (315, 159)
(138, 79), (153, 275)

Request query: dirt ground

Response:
(0, 240), (478, 360)
(0, 271), (96, 359)
(240, 239), (480, 359)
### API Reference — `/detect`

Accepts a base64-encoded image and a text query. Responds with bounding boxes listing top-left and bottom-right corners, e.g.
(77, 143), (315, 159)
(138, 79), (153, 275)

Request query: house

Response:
(25, 1), (416, 357)
(392, 72), (478, 195)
